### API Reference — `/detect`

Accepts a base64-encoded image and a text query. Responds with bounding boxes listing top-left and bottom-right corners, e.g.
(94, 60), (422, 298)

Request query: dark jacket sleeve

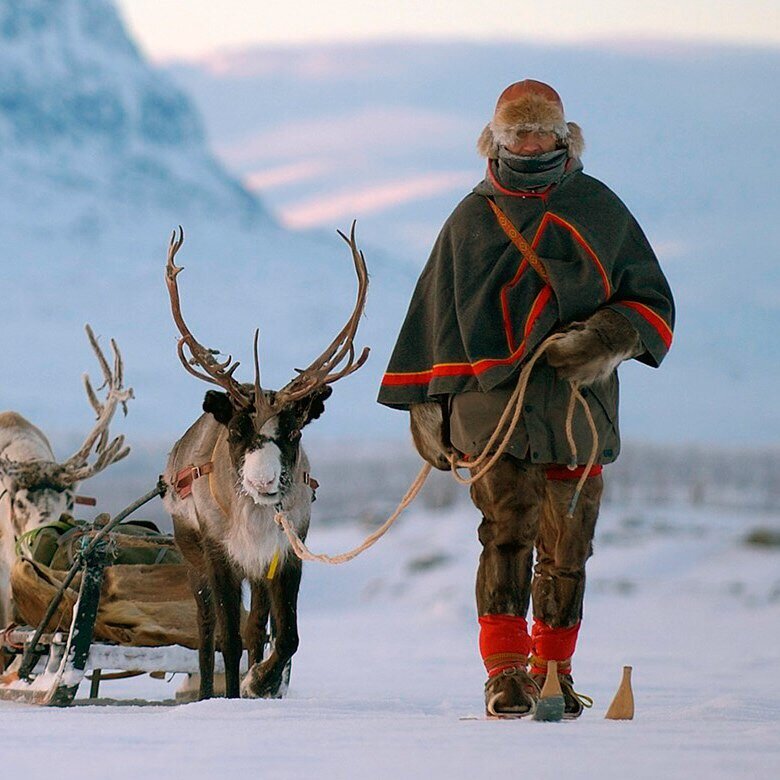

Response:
(604, 213), (675, 368)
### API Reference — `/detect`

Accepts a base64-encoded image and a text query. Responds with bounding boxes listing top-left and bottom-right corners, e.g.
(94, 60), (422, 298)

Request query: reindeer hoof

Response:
(240, 660), (292, 699)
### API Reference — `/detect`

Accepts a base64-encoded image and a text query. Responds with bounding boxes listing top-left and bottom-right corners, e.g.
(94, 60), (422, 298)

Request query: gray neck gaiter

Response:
(496, 147), (569, 191)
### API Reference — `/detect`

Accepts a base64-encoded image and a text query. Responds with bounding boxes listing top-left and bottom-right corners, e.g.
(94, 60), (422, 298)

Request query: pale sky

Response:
(116, 0), (779, 62)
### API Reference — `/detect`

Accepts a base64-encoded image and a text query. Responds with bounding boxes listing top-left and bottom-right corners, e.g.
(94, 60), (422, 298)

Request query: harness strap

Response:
(484, 196), (551, 285)
(174, 462), (214, 498)
(175, 462), (318, 500)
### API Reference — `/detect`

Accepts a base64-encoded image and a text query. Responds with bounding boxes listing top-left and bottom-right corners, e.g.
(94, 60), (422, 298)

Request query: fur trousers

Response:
(471, 454), (603, 628)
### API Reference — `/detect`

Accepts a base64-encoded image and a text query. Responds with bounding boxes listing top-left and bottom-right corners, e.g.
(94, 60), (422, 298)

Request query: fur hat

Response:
(477, 79), (584, 159)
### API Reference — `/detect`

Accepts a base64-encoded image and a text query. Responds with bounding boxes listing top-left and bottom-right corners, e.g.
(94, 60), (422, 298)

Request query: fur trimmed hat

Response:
(477, 79), (584, 159)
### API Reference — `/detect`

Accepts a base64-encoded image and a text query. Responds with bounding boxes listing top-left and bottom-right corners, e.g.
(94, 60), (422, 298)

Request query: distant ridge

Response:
(166, 39), (780, 445)
(0, 1), (411, 448)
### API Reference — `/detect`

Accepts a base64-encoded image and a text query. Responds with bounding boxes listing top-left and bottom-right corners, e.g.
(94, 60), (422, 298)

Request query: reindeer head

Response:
(0, 461), (72, 536)
(0, 326), (132, 537)
(200, 386), (331, 505)
(165, 224), (368, 507)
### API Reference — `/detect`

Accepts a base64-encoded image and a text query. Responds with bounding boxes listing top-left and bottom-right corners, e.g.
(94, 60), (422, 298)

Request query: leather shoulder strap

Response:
(484, 197), (550, 285)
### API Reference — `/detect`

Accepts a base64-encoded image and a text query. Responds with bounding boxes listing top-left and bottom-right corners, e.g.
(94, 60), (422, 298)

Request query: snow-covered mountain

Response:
(0, 0), (410, 454)
(0, 0), (264, 234)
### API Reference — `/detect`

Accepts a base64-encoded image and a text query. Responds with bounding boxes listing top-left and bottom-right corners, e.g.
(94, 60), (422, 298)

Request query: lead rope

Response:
(274, 334), (600, 564)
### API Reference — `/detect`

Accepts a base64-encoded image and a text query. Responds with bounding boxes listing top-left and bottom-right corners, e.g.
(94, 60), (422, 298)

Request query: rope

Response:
(446, 333), (567, 484)
(274, 462), (431, 564)
(275, 334), (600, 564)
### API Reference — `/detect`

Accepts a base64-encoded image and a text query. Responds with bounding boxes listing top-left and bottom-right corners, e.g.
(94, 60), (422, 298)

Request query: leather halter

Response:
(173, 461), (318, 500)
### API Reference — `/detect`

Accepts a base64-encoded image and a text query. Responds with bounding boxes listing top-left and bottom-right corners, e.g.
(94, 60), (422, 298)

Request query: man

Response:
(377, 80), (674, 718)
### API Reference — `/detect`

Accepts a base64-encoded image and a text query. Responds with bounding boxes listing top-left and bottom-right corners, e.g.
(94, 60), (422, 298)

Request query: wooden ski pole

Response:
(533, 660), (565, 722)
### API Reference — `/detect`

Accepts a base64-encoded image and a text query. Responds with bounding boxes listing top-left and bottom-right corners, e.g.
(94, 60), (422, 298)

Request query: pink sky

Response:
(117, 1), (779, 62)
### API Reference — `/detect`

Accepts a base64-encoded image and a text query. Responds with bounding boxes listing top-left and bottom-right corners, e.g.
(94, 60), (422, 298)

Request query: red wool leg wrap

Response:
(478, 614), (532, 677)
(545, 464), (603, 481)
(530, 619), (581, 675)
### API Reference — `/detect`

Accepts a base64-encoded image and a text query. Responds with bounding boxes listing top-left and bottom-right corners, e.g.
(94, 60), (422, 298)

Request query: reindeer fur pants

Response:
(471, 454), (603, 671)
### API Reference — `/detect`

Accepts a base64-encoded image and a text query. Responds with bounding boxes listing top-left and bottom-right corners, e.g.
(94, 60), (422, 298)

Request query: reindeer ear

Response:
(203, 391), (234, 426)
(298, 386), (333, 428)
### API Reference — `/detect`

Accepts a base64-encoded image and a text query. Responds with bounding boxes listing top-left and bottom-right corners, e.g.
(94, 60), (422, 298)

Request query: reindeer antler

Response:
(165, 227), (254, 410)
(165, 223), (369, 426)
(61, 325), (134, 484)
(273, 221), (370, 409)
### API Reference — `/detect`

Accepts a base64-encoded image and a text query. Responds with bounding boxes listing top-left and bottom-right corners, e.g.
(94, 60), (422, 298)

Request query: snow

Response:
(1, 494), (779, 779)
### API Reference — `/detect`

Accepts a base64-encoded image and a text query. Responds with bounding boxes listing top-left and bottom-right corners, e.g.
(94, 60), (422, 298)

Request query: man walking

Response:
(378, 80), (674, 717)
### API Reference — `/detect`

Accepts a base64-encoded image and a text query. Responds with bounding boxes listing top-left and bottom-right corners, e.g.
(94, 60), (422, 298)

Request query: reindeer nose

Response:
(249, 478), (277, 495)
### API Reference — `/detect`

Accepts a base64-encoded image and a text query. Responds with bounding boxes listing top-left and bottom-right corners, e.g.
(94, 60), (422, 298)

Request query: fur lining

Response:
(477, 123), (499, 159)
(493, 94), (566, 141)
(545, 309), (642, 386)
(566, 122), (585, 159)
(409, 402), (452, 470)
(476, 94), (585, 160)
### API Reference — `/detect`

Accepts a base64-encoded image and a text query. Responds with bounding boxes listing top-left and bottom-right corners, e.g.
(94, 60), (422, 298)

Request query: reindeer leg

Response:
(188, 568), (216, 700)
(241, 557), (301, 699)
(207, 547), (243, 699)
(175, 524), (217, 702)
(244, 580), (271, 667)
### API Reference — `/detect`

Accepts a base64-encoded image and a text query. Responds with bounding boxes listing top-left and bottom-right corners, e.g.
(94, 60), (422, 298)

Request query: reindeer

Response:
(161, 225), (369, 700)
(0, 326), (133, 630)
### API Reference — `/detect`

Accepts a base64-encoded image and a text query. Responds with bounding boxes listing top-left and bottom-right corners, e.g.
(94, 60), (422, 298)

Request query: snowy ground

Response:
(2, 495), (779, 779)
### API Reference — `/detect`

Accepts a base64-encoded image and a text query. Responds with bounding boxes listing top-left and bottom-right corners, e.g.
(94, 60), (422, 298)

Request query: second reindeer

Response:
(162, 226), (369, 700)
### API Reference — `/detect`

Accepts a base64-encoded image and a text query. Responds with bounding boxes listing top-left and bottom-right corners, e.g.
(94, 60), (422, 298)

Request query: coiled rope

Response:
(274, 333), (599, 564)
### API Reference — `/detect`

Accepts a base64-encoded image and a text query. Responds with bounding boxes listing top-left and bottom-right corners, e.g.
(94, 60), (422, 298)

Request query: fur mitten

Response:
(409, 401), (456, 470)
(545, 308), (642, 386)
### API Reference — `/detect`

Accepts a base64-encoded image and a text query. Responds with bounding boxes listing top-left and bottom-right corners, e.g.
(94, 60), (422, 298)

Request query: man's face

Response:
(504, 130), (558, 156)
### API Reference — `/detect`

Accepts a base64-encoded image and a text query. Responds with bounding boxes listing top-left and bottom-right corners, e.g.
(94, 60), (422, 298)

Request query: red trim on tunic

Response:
(381, 369), (434, 386)
(542, 213), (611, 298)
(613, 300), (673, 349)
(381, 288), (553, 387)
(500, 258), (530, 348)
(381, 190), (618, 390)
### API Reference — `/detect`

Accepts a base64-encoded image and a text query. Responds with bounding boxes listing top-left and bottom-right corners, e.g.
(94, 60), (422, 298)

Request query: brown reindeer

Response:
(161, 226), (369, 700)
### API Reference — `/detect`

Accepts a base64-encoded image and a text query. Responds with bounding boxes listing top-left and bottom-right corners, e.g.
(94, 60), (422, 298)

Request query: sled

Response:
(0, 492), (287, 707)
(0, 527), (208, 706)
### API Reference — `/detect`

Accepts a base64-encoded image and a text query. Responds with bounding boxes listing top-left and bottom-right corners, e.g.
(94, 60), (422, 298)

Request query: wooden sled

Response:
(0, 533), (204, 706)
(0, 520), (285, 706)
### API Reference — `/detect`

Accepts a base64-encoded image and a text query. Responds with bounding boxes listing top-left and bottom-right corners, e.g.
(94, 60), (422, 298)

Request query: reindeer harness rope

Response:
(273, 333), (600, 565)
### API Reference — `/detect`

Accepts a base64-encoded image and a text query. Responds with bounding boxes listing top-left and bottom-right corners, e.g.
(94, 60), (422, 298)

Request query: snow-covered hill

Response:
(0, 0), (265, 233)
(0, 0), (411, 453)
